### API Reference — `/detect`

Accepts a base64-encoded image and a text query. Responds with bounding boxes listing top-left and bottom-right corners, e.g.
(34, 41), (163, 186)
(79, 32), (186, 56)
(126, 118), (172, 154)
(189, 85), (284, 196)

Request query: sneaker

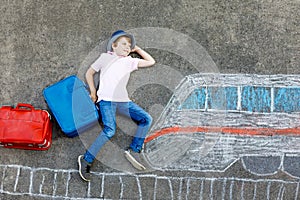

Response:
(124, 148), (146, 170)
(78, 155), (92, 182)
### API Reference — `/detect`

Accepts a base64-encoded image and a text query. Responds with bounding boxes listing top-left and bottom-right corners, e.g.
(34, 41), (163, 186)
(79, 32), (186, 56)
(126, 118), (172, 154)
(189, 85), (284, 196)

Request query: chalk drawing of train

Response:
(144, 73), (300, 178)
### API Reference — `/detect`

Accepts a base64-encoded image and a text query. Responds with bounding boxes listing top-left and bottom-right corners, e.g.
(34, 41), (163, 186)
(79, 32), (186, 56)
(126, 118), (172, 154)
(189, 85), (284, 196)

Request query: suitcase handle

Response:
(0, 105), (13, 109)
(15, 103), (34, 110)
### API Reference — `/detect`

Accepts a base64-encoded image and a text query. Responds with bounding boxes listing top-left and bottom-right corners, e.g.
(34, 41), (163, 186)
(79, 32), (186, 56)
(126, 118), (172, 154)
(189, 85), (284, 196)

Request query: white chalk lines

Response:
(0, 164), (299, 199)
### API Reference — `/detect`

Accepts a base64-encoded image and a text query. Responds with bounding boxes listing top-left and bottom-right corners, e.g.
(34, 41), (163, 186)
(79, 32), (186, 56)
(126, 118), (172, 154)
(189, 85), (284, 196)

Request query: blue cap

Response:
(106, 30), (136, 52)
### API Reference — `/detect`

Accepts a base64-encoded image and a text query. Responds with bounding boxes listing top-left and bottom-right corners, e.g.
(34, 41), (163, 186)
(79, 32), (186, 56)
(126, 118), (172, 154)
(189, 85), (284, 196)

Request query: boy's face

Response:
(112, 36), (132, 56)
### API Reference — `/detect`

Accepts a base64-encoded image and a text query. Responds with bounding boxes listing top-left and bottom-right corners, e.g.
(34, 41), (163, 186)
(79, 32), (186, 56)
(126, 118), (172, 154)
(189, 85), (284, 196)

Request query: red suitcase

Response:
(0, 103), (52, 150)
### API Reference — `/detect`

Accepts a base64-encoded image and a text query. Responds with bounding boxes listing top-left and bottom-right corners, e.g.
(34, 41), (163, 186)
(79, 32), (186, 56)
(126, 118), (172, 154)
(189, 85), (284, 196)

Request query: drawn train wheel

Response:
(283, 155), (300, 178)
(241, 155), (282, 176)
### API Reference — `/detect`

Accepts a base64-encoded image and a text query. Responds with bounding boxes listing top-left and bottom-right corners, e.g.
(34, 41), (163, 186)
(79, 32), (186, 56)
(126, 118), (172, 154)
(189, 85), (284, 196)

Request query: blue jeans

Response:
(84, 100), (152, 164)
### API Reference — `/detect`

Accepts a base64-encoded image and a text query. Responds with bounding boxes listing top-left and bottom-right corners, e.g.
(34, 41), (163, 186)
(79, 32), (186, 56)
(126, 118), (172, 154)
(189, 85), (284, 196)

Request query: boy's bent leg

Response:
(118, 101), (152, 152)
(118, 102), (152, 170)
(127, 102), (153, 152)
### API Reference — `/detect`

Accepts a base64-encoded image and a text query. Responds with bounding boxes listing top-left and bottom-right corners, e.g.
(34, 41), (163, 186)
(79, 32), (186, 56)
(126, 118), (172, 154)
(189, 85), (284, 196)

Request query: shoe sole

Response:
(124, 151), (146, 170)
(77, 155), (90, 182)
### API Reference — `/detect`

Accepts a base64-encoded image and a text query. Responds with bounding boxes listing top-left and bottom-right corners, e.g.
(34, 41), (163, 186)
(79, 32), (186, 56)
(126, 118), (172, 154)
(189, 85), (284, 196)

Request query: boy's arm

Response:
(132, 45), (156, 68)
(85, 67), (97, 102)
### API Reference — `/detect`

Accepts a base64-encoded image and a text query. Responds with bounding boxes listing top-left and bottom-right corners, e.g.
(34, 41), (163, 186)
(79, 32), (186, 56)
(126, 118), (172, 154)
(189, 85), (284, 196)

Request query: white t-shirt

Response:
(91, 52), (140, 102)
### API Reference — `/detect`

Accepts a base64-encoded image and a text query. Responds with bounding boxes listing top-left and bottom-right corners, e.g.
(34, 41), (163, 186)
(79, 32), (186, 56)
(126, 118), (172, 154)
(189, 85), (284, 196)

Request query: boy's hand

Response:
(131, 45), (141, 53)
(90, 92), (97, 103)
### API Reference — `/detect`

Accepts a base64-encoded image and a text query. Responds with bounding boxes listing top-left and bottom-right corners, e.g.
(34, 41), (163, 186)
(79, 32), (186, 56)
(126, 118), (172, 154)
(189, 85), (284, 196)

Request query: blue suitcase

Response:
(43, 75), (99, 137)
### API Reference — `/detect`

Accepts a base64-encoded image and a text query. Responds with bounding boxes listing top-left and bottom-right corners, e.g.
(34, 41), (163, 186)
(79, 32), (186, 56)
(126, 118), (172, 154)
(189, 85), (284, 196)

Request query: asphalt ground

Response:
(1, 0), (299, 199)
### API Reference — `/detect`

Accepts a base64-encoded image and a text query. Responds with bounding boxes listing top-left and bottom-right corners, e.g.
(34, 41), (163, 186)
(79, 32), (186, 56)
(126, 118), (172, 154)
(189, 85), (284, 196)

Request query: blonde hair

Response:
(112, 36), (131, 48)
